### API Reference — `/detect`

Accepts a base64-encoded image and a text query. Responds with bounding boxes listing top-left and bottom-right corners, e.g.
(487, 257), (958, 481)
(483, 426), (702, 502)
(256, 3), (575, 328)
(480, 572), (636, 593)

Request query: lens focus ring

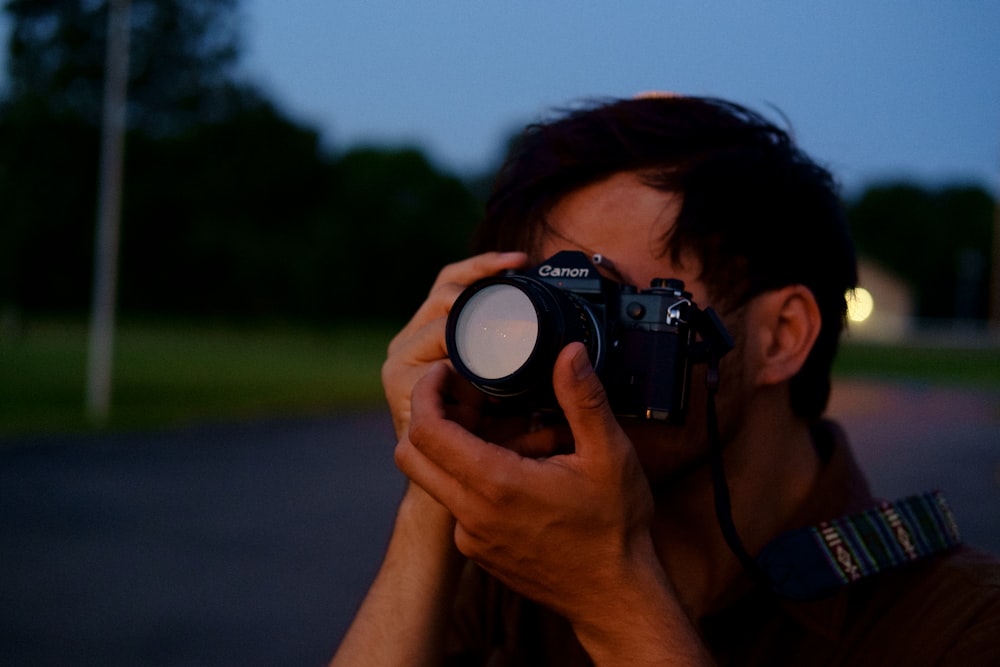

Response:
(446, 275), (598, 399)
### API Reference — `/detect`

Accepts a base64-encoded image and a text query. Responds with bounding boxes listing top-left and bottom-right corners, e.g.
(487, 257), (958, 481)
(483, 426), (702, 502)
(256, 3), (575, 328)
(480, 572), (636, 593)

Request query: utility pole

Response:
(991, 184), (1000, 333)
(86, 0), (131, 424)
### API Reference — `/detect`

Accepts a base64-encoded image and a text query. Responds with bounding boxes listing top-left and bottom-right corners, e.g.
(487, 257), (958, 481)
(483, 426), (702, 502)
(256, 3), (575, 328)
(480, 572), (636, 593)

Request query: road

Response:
(1, 380), (998, 666)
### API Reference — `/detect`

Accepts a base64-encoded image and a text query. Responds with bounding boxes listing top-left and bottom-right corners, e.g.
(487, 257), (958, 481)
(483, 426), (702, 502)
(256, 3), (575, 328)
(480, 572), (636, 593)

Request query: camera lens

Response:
(447, 275), (601, 400)
(452, 284), (539, 380)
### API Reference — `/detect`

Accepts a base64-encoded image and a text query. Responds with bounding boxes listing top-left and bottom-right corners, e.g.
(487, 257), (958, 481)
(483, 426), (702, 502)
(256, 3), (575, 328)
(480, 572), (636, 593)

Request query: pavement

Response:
(826, 378), (1000, 553)
(1, 380), (998, 666)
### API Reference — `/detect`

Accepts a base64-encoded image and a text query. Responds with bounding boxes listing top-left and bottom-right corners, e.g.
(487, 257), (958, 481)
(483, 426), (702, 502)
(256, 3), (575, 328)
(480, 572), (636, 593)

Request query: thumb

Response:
(552, 342), (622, 459)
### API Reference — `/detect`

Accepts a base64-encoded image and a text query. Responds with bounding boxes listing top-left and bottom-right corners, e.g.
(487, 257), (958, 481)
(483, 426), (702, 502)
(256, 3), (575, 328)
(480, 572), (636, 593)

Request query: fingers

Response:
(499, 422), (573, 459)
(383, 251), (528, 437)
(398, 363), (528, 502)
(552, 343), (624, 462)
(436, 251), (529, 288)
(388, 251), (528, 356)
(398, 349), (658, 627)
(381, 318), (450, 405)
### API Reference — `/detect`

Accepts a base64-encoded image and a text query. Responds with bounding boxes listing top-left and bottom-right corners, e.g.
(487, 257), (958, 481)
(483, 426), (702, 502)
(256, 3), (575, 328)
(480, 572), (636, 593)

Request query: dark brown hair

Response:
(474, 95), (857, 420)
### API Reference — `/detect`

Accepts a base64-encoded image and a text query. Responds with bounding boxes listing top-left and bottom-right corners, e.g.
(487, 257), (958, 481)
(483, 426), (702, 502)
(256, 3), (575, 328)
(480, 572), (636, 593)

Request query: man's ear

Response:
(746, 285), (822, 387)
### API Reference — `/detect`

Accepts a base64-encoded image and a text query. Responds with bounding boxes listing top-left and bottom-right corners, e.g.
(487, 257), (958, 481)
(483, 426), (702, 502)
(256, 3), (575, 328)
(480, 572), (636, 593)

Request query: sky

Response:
(1, 2), (998, 196)
(236, 1), (1000, 197)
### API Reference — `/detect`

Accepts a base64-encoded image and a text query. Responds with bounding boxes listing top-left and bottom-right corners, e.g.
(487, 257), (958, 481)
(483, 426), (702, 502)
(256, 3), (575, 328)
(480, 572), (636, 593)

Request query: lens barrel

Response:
(446, 275), (601, 399)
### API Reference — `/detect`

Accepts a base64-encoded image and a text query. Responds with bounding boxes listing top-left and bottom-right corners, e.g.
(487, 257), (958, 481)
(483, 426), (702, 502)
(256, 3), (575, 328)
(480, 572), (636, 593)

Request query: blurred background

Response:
(0, 0), (997, 431)
(0, 1), (998, 665)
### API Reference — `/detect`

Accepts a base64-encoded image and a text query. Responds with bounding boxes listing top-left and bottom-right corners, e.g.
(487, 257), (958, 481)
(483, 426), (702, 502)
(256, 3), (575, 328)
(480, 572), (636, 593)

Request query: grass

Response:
(833, 340), (1000, 389)
(0, 318), (396, 437)
(2, 318), (998, 438)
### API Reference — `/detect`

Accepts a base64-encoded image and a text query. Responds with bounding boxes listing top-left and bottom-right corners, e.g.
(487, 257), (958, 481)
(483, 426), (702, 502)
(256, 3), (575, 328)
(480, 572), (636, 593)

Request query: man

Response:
(332, 95), (999, 665)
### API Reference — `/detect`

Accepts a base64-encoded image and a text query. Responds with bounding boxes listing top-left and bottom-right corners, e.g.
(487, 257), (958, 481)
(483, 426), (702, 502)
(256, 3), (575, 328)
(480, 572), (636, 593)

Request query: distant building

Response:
(845, 258), (914, 342)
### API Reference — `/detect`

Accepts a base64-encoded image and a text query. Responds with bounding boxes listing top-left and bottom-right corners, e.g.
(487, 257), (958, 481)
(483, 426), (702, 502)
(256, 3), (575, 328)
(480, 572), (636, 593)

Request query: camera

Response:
(445, 250), (733, 423)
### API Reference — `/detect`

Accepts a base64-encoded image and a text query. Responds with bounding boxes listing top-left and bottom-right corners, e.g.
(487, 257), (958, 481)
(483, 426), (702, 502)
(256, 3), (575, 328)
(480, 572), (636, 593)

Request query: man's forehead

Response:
(536, 230), (705, 295)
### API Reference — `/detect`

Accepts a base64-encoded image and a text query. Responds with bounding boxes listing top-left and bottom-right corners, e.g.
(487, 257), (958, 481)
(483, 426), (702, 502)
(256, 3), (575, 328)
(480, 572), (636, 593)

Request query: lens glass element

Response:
(454, 284), (538, 380)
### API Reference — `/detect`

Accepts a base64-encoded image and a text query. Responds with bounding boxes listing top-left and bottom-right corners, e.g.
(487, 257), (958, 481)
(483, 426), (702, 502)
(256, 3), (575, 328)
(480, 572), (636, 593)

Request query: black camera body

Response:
(445, 251), (733, 423)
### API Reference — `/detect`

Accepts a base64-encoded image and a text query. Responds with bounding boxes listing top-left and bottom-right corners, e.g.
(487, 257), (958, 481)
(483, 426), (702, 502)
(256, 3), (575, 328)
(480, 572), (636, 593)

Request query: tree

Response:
(0, 110), (99, 311)
(318, 147), (482, 321)
(0, 1), (485, 324)
(2, 0), (244, 135)
(0, 0), (262, 315)
(118, 96), (333, 319)
(847, 183), (995, 320)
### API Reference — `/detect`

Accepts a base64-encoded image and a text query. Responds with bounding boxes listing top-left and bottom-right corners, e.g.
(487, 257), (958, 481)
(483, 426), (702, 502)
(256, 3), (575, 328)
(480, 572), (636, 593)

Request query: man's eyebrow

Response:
(591, 254), (627, 284)
(537, 224), (628, 284)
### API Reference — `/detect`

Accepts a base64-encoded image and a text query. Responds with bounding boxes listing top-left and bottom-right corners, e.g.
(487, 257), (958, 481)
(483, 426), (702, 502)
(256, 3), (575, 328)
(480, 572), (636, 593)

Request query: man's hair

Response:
(473, 95), (858, 420)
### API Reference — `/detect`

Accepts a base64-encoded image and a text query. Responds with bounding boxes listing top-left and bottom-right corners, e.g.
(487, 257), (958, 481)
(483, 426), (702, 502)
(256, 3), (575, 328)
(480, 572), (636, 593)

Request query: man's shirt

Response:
(443, 420), (1000, 666)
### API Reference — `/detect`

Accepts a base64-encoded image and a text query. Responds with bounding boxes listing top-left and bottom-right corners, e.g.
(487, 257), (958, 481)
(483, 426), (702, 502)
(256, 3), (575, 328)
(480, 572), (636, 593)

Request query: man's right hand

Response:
(381, 251), (528, 440)
(331, 253), (529, 667)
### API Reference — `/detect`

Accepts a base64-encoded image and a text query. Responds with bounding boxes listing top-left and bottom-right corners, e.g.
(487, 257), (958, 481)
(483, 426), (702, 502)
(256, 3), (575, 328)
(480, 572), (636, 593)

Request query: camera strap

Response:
(708, 384), (962, 599)
(705, 354), (773, 588)
(756, 490), (962, 600)
(699, 310), (961, 600)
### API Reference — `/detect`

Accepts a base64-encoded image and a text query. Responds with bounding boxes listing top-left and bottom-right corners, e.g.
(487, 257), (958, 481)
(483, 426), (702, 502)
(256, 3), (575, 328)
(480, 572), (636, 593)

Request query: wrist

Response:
(570, 542), (713, 666)
(394, 483), (460, 556)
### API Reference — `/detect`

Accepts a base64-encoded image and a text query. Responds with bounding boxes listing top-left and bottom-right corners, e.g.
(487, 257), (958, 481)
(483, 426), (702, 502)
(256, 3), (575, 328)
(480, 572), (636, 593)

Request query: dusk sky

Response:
(1, 2), (998, 196)
(238, 1), (999, 196)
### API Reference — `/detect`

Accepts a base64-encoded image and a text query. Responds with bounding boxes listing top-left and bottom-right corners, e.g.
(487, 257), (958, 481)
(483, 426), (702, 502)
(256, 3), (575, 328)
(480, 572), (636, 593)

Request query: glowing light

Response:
(847, 287), (875, 323)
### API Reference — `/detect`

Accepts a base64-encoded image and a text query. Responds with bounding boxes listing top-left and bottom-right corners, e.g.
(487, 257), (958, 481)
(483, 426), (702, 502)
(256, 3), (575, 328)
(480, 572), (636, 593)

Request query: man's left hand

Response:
(395, 341), (659, 627)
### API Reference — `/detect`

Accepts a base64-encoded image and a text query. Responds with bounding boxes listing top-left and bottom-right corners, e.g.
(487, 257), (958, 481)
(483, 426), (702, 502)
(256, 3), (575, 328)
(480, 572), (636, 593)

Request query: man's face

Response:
(532, 171), (749, 487)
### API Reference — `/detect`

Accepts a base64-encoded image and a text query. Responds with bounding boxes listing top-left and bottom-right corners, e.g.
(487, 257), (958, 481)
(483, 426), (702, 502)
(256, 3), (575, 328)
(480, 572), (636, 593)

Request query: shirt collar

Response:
(772, 419), (875, 640)
(704, 419), (875, 642)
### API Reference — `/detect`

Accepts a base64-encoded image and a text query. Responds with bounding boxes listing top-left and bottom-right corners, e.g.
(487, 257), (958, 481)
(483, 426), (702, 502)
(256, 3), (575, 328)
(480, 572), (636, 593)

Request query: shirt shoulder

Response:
(916, 546), (1000, 665)
(837, 545), (1000, 666)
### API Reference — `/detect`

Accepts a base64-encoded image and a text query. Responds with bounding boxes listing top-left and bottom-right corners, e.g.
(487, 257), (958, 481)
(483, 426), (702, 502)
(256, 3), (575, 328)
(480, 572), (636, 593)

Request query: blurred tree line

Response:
(0, 0), (482, 324)
(0, 0), (995, 325)
(847, 183), (995, 321)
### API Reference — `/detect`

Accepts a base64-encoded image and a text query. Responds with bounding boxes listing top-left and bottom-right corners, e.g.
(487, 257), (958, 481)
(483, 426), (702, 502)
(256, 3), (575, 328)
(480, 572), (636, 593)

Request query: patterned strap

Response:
(757, 491), (962, 600)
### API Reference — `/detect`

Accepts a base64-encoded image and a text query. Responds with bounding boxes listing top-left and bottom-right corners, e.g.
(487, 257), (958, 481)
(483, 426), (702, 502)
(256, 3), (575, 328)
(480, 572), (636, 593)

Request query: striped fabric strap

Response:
(757, 490), (962, 600)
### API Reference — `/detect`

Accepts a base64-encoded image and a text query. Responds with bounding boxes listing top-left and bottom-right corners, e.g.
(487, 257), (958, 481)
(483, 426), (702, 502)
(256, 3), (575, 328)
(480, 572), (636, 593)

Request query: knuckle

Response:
(479, 479), (515, 509)
(454, 513), (493, 554)
(474, 461), (520, 509)
(437, 252), (506, 289)
(441, 284), (464, 309)
(385, 332), (405, 358)
(575, 375), (609, 412)
(434, 258), (472, 286)
(380, 356), (396, 384)
(453, 524), (480, 559)
(406, 417), (433, 449)
(392, 439), (412, 471)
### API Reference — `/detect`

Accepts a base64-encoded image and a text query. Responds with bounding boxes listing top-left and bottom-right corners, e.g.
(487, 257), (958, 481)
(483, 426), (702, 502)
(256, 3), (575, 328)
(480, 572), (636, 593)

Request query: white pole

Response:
(990, 186), (1000, 332)
(86, 0), (131, 424)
